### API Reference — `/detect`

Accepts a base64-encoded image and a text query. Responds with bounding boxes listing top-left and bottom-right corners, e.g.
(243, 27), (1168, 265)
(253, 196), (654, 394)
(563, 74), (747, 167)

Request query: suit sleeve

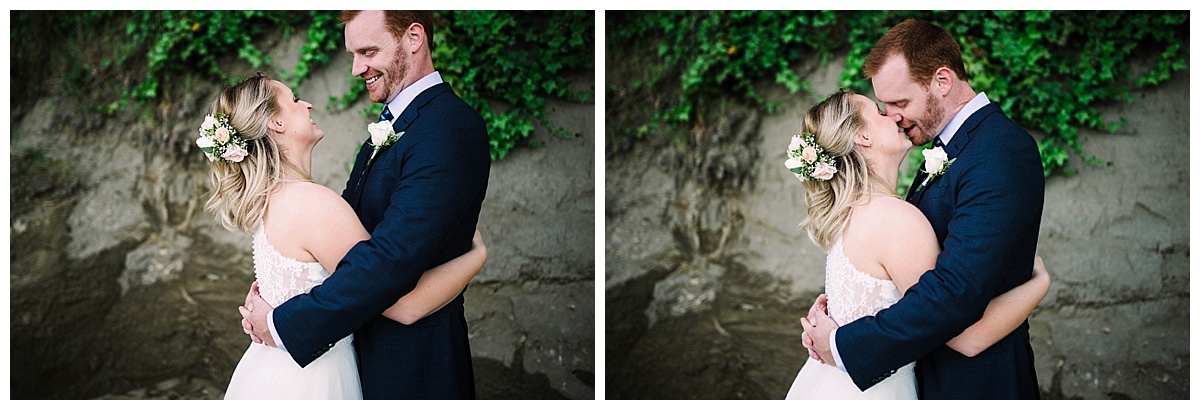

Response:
(270, 112), (488, 367)
(836, 128), (1044, 390)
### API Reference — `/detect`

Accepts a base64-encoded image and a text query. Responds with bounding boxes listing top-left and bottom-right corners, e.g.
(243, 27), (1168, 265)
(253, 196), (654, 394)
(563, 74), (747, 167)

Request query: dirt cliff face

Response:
(604, 56), (1189, 399)
(9, 28), (594, 400)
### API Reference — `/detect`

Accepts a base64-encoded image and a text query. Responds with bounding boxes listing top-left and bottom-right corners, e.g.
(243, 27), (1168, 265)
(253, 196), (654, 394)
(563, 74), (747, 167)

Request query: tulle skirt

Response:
(785, 357), (917, 400)
(224, 336), (361, 399)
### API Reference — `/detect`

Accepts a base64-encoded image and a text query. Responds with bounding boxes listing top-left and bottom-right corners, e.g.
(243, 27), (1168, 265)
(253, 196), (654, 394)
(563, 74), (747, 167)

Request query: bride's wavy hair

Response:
(799, 89), (892, 249)
(203, 73), (311, 234)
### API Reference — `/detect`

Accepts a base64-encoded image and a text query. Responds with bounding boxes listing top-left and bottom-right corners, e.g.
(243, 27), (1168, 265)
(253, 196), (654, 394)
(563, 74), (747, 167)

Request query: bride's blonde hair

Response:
(203, 73), (312, 234)
(799, 89), (893, 249)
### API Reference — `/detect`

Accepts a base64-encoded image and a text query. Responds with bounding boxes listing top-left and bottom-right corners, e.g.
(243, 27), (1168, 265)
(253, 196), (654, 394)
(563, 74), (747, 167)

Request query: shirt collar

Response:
(936, 92), (990, 146)
(382, 71), (443, 124)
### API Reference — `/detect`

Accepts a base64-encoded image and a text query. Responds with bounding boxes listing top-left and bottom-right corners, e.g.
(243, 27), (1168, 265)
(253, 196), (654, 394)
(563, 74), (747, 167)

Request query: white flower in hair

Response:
(196, 113), (249, 163)
(784, 133), (838, 181)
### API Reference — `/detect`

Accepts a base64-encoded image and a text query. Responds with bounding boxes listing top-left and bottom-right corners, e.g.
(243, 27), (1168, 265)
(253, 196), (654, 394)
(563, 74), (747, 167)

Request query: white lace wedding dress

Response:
(224, 223), (362, 399)
(785, 236), (917, 400)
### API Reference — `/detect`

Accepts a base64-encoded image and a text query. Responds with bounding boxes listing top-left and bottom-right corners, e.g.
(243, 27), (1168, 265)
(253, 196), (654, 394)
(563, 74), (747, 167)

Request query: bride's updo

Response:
(798, 89), (891, 249)
(203, 73), (311, 234)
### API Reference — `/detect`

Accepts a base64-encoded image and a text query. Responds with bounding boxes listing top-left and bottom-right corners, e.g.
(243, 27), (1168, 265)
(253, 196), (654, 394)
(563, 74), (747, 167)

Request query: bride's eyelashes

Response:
(293, 95), (301, 103)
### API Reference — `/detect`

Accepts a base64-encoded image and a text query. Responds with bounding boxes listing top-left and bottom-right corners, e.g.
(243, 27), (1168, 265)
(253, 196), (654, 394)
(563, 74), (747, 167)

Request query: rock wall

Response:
(9, 26), (594, 399)
(605, 54), (1189, 399)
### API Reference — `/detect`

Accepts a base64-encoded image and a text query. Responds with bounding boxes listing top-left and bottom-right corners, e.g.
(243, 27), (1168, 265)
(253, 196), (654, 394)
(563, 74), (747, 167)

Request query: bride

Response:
(198, 73), (487, 399)
(782, 89), (1049, 399)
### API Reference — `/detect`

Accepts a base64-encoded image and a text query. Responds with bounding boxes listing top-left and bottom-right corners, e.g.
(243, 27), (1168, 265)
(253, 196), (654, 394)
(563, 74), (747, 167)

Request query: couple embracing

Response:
(784, 19), (1048, 399)
(198, 11), (488, 399)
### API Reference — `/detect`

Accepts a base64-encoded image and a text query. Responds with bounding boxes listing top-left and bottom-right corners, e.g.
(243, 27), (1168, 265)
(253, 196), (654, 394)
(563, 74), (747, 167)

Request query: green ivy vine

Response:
(607, 10), (1188, 184)
(11, 10), (593, 161)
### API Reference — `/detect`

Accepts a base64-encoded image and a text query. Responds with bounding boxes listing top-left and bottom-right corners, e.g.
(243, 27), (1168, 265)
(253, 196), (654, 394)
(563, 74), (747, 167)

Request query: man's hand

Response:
(238, 281), (277, 347)
(802, 294), (829, 363)
(801, 305), (840, 368)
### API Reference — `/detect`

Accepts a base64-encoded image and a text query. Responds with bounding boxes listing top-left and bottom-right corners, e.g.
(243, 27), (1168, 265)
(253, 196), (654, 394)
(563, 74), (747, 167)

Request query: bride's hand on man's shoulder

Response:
(1032, 254), (1049, 281)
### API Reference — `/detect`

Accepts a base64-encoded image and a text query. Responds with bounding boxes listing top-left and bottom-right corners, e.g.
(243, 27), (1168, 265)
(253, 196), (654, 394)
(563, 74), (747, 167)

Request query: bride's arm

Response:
(945, 255), (1051, 357)
(381, 230), (488, 325)
(301, 184), (487, 325)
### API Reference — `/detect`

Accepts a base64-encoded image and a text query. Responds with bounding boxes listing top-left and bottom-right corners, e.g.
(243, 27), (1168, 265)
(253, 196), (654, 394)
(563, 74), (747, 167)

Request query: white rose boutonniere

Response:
(366, 120), (404, 166)
(917, 146), (955, 191)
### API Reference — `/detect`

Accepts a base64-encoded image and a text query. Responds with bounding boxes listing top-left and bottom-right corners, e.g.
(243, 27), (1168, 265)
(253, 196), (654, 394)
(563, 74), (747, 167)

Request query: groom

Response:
(803, 19), (1044, 399)
(240, 10), (489, 399)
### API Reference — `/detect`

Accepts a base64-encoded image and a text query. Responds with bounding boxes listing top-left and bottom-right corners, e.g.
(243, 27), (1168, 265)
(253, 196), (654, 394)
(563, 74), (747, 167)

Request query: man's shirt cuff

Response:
(830, 327), (847, 373)
(268, 310), (287, 353)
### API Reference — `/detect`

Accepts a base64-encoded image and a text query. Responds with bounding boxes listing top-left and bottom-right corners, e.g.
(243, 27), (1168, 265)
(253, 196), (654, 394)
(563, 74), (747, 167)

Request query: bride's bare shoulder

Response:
(269, 181), (353, 219)
(856, 195), (932, 236)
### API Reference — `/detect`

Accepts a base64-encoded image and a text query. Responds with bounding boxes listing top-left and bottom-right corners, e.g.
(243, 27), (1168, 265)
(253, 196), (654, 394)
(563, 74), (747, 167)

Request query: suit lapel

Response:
(943, 103), (997, 159)
(906, 168), (929, 203)
(390, 82), (451, 134)
(904, 103), (998, 205)
(345, 82), (454, 209)
(343, 140), (373, 208)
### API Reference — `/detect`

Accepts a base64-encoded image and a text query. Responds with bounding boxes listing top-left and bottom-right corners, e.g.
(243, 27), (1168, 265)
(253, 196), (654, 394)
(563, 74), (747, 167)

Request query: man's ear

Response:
(403, 22), (426, 54)
(931, 67), (954, 96)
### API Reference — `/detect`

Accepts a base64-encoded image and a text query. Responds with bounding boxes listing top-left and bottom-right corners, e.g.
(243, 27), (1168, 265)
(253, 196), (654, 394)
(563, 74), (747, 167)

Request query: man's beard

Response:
(372, 56), (409, 104)
(911, 92), (946, 146)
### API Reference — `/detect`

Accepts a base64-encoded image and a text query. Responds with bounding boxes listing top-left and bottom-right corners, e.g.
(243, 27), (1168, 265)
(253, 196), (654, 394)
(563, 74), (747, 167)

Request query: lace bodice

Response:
(824, 236), (903, 325)
(252, 222), (332, 307)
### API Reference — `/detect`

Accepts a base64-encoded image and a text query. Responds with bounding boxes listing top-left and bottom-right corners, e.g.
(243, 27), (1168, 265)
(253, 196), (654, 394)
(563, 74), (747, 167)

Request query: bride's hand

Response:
(803, 294), (829, 363)
(807, 294), (828, 322)
(1032, 254), (1045, 276)
(472, 229), (486, 251)
(1032, 254), (1050, 283)
(241, 281), (264, 344)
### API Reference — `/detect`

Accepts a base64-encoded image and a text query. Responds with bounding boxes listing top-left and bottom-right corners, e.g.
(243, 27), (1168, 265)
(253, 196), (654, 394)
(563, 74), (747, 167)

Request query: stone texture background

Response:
(605, 53), (1188, 399)
(9, 27), (594, 399)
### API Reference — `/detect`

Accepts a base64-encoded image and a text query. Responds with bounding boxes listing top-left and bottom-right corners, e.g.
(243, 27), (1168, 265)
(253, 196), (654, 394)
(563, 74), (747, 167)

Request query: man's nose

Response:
(351, 55), (366, 77)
